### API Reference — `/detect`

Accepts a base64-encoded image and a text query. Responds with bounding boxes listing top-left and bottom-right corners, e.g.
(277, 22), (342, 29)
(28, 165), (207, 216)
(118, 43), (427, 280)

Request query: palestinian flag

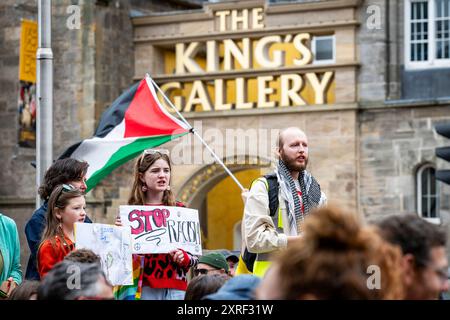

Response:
(59, 75), (190, 192)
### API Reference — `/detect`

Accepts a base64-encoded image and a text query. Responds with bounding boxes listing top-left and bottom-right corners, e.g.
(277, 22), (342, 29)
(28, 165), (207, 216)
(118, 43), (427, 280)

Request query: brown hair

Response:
(128, 152), (176, 206)
(274, 206), (404, 300)
(185, 274), (229, 300)
(38, 159), (88, 200)
(40, 185), (84, 250)
(64, 249), (101, 265)
(376, 213), (447, 270)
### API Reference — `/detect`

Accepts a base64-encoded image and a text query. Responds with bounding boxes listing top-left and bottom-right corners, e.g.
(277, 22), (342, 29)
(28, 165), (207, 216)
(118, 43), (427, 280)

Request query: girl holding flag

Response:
(115, 149), (198, 300)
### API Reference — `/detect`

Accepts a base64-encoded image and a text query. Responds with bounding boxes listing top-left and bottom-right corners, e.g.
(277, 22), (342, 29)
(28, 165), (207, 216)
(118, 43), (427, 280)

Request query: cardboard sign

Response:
(119, 205), (202, 255)
(74, 223), (133, 286)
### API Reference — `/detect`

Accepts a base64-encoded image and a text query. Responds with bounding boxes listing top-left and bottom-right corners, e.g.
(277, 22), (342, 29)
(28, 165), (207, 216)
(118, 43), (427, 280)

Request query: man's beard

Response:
(281, 153), (308, 172)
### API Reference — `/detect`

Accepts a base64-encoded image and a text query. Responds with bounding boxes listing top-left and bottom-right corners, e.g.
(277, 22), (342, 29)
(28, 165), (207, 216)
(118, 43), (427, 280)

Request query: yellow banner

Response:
(19, 19), (38, 83)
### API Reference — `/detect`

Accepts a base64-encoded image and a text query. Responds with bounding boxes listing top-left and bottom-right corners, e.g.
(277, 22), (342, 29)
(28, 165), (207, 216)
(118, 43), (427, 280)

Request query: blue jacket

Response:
(203, 275), (261, 300)
(0, 214), (22, 284)
(24, 202), (92, 280)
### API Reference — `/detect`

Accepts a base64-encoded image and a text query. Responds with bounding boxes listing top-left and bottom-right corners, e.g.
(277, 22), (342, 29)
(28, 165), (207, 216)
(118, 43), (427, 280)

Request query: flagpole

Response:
(147, 75), (245, 192)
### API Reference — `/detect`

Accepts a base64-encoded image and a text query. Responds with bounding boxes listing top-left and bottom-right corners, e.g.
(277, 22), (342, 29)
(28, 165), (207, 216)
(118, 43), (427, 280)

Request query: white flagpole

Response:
(147, 74), (245, 191)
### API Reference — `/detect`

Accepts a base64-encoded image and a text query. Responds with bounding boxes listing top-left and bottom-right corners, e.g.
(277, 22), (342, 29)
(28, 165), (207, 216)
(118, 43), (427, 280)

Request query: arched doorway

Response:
(177, 155), (271, 250)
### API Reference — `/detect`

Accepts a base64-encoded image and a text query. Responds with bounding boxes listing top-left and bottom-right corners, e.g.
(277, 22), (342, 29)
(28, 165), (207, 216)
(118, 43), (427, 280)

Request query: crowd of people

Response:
(0, 126), (449, 300)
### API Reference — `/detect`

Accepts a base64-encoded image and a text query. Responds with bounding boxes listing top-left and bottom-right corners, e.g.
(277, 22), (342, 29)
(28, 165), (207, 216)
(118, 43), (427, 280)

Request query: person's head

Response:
(128, 149), (175, 206)
(41, 184), (86, 245)
(195, 253), (230, 276)
(64, 249), (101, 265)
(226, 254), (239, 276)
(204, 275), (261, 300)
(184, 274), (229, 300)
(277, 127), (308, 172)
(38, 158), (89, 200)
(256, 205), (404, 300)
(7, 281), (40, 300)
(376, 214), (448, 300)
(255, 263), (284, 300)
(37, 260), (113, 300)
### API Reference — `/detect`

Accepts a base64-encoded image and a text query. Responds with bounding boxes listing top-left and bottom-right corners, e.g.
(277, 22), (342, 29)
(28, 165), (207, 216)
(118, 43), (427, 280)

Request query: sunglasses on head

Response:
(56, 183), (76, 200)
(62, 183), (76, 191)
(143, 148), (170, 156)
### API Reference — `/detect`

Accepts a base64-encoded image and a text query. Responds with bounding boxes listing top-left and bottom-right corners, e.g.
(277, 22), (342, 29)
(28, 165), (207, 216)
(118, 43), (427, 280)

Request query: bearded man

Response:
(242, 127), (327, 277)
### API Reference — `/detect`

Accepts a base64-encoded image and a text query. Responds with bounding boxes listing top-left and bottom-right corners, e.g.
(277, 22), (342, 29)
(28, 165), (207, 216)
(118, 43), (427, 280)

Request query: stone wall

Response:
(357, 0), (450, 224)
(0, 0), (198, 274)
(0, 0), (42, 272)
(167, 108), (359, 214)
(357, 0), (388, 101)
(359, 105), (450, 221)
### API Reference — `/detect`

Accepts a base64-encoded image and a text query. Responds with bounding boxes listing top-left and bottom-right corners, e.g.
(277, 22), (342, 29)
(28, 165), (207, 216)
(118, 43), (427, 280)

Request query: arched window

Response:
(417, 163), (440, 222)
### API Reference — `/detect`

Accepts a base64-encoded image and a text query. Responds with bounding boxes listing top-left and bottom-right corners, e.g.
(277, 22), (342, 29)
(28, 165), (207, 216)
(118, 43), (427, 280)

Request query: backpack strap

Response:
(264, 173), (279, 217)
(249, 174), (279, 217)
(240, 173), (279, 274)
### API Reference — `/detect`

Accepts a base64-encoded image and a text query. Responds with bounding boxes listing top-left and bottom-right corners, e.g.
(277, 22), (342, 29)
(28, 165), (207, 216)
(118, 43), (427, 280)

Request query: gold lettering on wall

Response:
(157, 7), (337, 112)
(223, 38), (252, 70)
(176, 42), (203, 74)
(306, 72), (334, 105)
(214, 79), (232, 111)
(185, 80), (212, 112)
(235, 77), (254, 110)
(257, 76), (276, 108)
(280, 74), (306, 107)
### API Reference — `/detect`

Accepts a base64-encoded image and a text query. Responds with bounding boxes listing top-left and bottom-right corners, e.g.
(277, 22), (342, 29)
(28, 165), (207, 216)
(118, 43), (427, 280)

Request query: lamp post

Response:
(36, 0), (53, 208)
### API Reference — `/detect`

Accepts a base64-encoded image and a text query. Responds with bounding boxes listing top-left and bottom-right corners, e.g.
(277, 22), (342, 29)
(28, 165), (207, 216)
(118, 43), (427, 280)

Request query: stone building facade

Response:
(1, 0), (450, 270)
(357, 0), (450, 226)
(0, 0), (202, 269)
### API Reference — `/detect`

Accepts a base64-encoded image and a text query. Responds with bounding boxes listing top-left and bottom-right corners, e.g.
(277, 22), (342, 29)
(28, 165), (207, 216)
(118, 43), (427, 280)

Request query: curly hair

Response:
(64, 249), (101, 265)
(273, 205), (404, 299)
(38, 159), (89, 200)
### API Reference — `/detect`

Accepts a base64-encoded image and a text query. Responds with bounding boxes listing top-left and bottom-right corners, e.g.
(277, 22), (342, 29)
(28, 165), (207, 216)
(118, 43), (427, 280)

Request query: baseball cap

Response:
(198, 253), (229, 272)
(226, 254), (239, 263)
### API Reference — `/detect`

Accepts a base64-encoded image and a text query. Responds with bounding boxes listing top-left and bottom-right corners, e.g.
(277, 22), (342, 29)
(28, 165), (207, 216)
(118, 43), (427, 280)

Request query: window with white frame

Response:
(436, 0), (450, 58)
(416, 163), (440, 221)
(312, 35), (335, 64)
(405, 0), (450, 69)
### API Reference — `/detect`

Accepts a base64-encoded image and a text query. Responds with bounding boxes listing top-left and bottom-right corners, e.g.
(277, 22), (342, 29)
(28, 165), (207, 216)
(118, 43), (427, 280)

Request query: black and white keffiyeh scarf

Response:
(275, 159), (323, 235)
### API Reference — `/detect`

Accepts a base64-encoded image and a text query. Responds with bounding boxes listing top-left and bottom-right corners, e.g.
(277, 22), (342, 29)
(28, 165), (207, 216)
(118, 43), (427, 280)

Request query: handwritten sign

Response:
(119, 205), (202, 255)
(74, 223), (133, 286)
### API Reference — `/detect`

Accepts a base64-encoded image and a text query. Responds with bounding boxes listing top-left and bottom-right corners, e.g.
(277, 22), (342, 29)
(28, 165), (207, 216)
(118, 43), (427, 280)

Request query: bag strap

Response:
(250, 174), (279, 217)
(241, 174), (279, 274)
(264, 173), (279, 217)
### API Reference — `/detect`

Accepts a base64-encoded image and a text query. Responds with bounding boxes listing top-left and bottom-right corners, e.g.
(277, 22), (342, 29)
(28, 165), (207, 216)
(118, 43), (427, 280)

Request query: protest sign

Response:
(119, 205), (202, 255)
(74, 222), (133, 286)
